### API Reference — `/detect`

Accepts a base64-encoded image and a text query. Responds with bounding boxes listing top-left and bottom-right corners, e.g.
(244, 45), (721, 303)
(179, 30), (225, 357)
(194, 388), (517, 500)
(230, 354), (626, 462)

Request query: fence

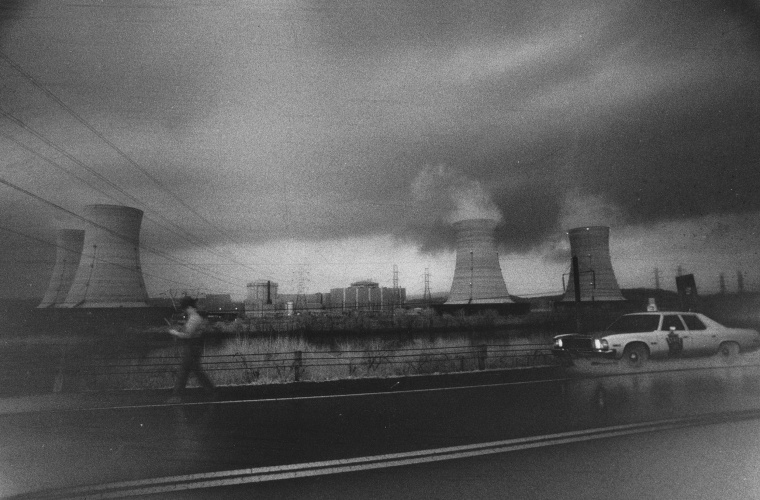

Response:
(2, 341), (556, 395)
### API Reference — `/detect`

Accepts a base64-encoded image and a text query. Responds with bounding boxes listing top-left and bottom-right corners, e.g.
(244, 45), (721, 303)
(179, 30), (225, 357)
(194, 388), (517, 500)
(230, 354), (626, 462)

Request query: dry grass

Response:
(73, 333), (554, 391)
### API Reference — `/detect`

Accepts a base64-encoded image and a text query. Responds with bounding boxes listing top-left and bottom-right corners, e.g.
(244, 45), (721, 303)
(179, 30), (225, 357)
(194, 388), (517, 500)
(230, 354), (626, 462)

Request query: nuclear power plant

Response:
(561, 226), (625, 302)
(445, 218), (513, 305)
(32, 204), (631, 328)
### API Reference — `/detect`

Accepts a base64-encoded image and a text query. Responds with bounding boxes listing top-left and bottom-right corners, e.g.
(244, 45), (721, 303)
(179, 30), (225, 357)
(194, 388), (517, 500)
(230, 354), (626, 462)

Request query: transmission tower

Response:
(294, 264), (310, 311)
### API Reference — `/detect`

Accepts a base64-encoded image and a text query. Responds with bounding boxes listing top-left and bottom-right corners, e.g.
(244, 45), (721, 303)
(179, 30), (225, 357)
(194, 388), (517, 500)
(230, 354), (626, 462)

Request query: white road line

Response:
(20, 408), (760, 500)
(41, 375), (574, 413)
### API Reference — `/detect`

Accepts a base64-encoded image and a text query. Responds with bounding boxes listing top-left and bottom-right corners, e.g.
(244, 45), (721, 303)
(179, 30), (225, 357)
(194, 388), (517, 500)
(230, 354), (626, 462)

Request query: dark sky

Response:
(1, 0), (760, 299)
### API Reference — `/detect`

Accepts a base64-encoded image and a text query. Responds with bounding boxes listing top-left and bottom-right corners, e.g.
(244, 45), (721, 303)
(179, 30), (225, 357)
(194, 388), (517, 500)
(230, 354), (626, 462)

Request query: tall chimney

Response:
(446, 218), (512, 304)
(562, 226), (625, 302)
(61, 205), (149, 308)
(37, 229), (85, 308)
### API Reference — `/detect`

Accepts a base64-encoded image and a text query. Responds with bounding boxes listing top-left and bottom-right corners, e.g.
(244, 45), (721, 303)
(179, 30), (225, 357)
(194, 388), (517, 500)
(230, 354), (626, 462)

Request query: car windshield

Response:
(606, 314), (660, 333)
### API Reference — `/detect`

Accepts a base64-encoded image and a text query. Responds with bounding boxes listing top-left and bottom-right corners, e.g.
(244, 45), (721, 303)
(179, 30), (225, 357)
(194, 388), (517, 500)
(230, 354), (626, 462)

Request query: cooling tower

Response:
(61, 205), (149, 308)
(37, 229), (85, 308)
(446, 218), (512, 304)
(562, 226), (625, 302)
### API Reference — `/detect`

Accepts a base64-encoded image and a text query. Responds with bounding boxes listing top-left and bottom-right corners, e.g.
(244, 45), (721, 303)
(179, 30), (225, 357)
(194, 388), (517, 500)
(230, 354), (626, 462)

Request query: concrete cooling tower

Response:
(562, 226), (625, 302)
(61, 205), (149, 308)
(446, 218), (513, 304)
(37, 229), (85, 308)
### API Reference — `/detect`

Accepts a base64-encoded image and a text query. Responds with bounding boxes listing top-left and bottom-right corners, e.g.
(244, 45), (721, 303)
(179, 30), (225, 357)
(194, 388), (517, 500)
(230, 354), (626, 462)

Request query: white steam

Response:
(559, 191), (624, 230)
(412, 164), (503, 224)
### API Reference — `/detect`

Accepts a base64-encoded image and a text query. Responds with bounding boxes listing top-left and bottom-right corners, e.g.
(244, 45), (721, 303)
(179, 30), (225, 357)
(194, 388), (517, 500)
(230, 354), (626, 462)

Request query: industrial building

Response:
(244, 280), (279, 317)
(329, 280), (405, 313)
(244, 279), (405, 317)
(277, 293), (331, 314)
(561, 226), (625, 302)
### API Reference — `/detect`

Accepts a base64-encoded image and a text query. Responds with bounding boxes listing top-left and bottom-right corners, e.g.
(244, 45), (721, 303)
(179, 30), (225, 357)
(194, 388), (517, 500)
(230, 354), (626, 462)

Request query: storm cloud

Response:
(1, 0), (759, 297)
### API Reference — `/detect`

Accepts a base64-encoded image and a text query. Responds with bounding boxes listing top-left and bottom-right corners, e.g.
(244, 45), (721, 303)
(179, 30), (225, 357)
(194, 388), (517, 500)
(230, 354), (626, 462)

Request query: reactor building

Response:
(329, 280), (405, 313)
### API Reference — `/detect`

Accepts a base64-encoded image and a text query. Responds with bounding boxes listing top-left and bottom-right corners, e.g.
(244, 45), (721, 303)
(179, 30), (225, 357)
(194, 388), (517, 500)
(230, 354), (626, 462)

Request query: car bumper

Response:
(553, 348), (618, 359)
(590, 349), (618, 359)
(552, 348), (593, 358)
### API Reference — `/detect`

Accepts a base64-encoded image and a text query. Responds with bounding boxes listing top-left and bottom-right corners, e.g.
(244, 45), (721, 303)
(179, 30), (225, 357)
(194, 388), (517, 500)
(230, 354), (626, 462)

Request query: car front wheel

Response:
(623, 344), (648, 368)
(717, 341), (740, 361)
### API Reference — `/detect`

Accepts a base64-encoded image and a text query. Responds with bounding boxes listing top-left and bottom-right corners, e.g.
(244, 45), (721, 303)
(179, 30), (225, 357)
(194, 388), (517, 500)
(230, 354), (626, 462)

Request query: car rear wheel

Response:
(623, 344), (648, 367)
(717, 341), (740, 361)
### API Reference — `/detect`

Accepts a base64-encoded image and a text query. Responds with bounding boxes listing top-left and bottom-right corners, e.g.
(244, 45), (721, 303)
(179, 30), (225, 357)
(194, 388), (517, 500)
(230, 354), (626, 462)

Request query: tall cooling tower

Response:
(446, 218), (513, 304)
(62, 205), (149, 308)
(562, 226), (625, 302)
(37, 229), (85, 308)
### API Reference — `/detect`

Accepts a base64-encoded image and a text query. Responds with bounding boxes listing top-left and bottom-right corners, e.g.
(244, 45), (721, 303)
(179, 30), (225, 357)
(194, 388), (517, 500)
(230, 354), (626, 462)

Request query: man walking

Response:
(167, 296), (215, 403)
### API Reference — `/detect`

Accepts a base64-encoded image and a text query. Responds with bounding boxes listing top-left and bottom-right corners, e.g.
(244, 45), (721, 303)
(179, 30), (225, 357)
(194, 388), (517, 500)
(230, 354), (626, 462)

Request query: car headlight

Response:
(593, 338), (609, 351)
(554, 338), (564, 348)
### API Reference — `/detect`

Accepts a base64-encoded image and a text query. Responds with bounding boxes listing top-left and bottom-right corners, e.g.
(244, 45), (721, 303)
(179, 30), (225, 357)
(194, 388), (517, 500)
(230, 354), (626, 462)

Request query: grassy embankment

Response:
(82, 331), (555, 392)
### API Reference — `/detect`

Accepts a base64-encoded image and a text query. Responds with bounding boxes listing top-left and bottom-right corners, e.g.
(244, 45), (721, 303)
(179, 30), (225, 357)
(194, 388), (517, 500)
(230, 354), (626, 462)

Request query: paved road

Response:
(3, 359), (760, 498)
(144, 418), (760, 500)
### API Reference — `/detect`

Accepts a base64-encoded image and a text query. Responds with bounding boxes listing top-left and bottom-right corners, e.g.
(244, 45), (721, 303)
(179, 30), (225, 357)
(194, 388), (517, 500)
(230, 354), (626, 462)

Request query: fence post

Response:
(293, 350), (302, 382)
(477, 344), (487, 371)
(52, 348), (67, 393)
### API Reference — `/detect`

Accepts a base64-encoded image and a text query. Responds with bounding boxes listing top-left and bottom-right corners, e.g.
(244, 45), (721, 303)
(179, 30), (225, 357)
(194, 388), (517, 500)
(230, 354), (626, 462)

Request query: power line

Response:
(0, 130), (253, 274)
(0, 225), (196, 290)
(0, 52), (280, 274)
(0, 177), (247, 290)
(0, 110), (277, 278)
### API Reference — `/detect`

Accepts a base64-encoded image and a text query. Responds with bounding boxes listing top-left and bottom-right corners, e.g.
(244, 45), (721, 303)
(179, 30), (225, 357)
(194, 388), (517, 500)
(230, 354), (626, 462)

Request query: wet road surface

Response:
(3, 357), (760, 498)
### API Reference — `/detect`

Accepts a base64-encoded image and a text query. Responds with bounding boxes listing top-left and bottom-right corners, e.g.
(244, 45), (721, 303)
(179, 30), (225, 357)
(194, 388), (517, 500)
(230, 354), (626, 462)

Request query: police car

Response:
(553, 311), (760, 367)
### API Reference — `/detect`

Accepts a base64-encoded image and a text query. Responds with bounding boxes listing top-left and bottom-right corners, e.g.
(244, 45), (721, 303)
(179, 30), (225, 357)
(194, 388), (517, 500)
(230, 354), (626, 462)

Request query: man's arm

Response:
(169, 328), (192, 339)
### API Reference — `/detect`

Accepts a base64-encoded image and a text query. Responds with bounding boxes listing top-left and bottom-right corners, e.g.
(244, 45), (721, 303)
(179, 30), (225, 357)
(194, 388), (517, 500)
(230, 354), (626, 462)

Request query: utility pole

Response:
(737, 270), (745, 295)
(423, 268), (431, 305)
(469, 250), (474, 303)
(392, 264), (399, 312)
(654, 267), (660, 290)
(719, 273), (726, 294)
(572, 255), (582, 332)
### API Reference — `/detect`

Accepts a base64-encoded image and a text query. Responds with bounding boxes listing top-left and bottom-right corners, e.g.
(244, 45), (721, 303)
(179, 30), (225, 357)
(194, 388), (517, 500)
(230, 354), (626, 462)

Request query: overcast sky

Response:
(1, 0), (760, 301)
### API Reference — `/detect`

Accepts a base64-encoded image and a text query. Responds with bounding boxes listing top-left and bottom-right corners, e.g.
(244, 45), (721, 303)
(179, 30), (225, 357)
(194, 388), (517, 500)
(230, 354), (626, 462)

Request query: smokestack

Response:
(562, 226), (625, 302)
(446, 218), (512, 304)
(61, 205), (149, 308)
(37, 229), (85, 308)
